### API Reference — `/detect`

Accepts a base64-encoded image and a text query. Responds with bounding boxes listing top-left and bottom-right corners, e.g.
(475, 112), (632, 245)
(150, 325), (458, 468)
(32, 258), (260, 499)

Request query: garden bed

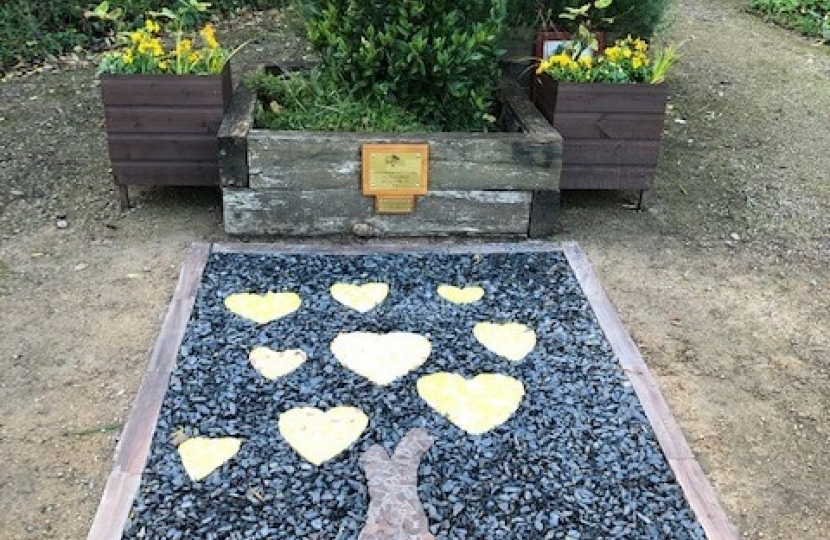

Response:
(218, 69), (563, 238)
(87, 242), (738, 540)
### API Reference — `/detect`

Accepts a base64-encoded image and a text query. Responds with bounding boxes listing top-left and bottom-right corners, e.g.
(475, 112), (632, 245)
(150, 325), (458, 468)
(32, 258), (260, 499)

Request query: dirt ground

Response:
(0, 0), (827, 538)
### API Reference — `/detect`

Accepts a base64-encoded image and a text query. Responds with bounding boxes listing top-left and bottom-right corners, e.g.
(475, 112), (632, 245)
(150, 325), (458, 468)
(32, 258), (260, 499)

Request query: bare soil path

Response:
(0, 0), (827, 538)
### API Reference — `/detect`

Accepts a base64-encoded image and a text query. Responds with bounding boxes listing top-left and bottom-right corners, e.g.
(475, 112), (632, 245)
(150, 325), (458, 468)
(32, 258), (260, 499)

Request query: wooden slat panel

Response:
(111, 161), (220, 186)
(553, 82), (668, 114)
(100, 70), (230, 107)
(223, 188), (531, 236)
(563, 139), (661, 166)
(104, 106), (225, 134)
(107, 134), (218, 161)
(553, 112), (665, 139)
(560, 165), (656, 190)
(247, 131), (559, 191)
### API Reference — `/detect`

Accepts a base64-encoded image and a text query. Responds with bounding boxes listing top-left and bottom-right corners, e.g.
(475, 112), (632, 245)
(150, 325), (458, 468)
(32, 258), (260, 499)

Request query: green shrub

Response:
(247, 69), (437, 132)
(506, 0), (673, 37)
(749, 0), (830, 39)
(300, 0), (507, 131)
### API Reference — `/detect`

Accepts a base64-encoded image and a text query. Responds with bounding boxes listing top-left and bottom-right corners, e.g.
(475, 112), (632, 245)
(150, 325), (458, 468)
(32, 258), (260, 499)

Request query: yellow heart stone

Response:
(473, 322), (536, 362)
(178, 437), (242, 481)
(330, 331), (432, 386)
(224, 292), (301, 324)
(278, 406), (369, 466)
(249, 346), (306, 380)
(437, 284), (485, 304)
(330, 282), (389, 313)
(417, 373), (524, 435)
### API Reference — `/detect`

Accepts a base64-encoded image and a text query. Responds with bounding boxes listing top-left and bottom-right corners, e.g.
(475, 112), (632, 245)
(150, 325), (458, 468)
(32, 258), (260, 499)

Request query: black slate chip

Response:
(122, 251), (706, 540)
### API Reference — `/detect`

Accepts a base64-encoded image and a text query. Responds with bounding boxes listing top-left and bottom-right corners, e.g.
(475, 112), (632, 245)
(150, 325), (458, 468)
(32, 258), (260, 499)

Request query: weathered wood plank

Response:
(529, 190), (560, 239)
(218, 84), (256, 188)
(105, 106), (226, 134)
(248, 132), (560, 191)
(223, 188), (531, 236)
(86, 470), (142, 540)
(669, 459), (742, 540)
(211, 241), (564, 255)
(559, 165), (656, 190)
(100, 67), (232, 107)
(553, 112), (665, 139)
(111, 161), (221, 186)
(107, 133), (218, 161)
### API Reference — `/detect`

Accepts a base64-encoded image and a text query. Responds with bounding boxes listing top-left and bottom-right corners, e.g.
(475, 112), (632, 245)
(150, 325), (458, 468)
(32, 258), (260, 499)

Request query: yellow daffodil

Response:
(145, 19), (160, 34)
(201, 23), (219, 49)
(176, 38), (193, 56)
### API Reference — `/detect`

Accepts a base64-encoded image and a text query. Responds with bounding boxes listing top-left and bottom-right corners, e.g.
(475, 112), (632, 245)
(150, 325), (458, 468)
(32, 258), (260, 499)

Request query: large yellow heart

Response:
(249, 346), (306, 380)
(437, 284), (485, 304)
(278, 406), (369, 466)
(224, 292), (301, 324)
(330, 282), (389, 313)
(473, 322), (536, 362)
(417, 373), (524, 435)
(330, 331), (432, 386)
(178, 437), (242, 481)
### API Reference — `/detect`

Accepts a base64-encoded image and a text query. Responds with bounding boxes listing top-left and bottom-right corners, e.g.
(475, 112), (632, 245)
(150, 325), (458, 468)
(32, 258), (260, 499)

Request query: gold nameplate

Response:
(376, 196), (416, 214)
(362, 144), (429, 196)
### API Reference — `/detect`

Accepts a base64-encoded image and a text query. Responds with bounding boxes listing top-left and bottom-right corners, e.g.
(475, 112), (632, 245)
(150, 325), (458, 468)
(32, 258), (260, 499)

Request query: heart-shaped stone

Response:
(437, 284), (484, 304)
(417, 373), (524, 435)
(249, 346), (306, 380)
(330, 331), (431, 386)
(278, 406), (369, 466)
(473, 322), (536, 362)
(224, 292), (301, 324)
(178, 437), (242, 481)
(330, 282), (389, 313)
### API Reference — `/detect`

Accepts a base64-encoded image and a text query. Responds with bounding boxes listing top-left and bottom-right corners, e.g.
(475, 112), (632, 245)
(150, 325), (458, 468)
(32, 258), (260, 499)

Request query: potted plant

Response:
(533, 34), (678, 208)
(93, 1), (241, 209)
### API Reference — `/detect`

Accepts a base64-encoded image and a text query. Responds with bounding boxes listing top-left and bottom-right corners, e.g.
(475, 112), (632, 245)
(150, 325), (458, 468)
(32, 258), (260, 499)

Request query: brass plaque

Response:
(375, 196), (415, 214)
(362, 143), (429, 196)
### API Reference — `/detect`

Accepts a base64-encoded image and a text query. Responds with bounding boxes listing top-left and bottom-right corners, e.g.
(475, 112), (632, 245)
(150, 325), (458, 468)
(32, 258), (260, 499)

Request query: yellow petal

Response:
(437, 284), (485, 304)
(278, 406), (368, 466)
(249, 346), (306, 380)
(330, 282), (389, 313)
(473, 322), (536, 362)
(417, 373), (524, 435)
(178, 437), (242, 481)
(330, 331), (431, 386)
(224, 292), (301, 324)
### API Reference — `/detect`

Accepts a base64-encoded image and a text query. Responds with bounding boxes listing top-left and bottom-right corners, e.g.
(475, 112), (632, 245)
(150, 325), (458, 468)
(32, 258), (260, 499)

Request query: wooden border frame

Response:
(88, 241), (738, 540)
(361, 143), (430, 196)
(86, 244), (211, 540)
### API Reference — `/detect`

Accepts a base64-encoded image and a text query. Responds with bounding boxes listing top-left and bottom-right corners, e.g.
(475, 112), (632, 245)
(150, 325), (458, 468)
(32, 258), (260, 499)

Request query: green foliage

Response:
(247, 69), (438, 132)
(300, 0), (507, 131)
(0, 0), (289, 72)
(506, 0), (672, 37)
(749, 0), (830, 40)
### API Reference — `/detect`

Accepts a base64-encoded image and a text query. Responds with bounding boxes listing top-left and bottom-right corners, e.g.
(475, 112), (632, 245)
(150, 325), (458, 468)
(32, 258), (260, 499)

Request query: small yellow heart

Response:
(178, 437), (242, 481)
(224, 292), (301, 324)
(473, 322), (536, 362)
(330, 282), (389, 313)
(417, 373), (524, 435)
(437, 284), (484, 304)
(278, 406), (369, 466)
(249, 346), (306, 380)
(330, 331), (432, 386)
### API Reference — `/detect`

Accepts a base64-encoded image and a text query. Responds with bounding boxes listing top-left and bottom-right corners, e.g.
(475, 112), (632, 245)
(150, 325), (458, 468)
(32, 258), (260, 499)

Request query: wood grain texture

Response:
(100, 66), (232, 107)
(562, 242), (739, 540)
(107, 134), (218, 161)
(87, 244), (211, 540)
(223, 188), (531, 236)
(110, 161), (221, 187)
(559, 165), (657, 190)
(218, 84), (256, 188)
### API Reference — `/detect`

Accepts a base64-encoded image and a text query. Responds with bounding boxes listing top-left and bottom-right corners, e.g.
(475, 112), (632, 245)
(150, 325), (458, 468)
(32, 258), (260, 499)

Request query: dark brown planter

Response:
(533, 72), (667, 208)
(100, 65), (233, 209)
(531, 31), (607, 102)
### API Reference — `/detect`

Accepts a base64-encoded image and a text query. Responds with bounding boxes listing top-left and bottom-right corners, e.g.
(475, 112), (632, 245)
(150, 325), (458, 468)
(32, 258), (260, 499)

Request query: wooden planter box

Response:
(218, 73), (562, 238)
(533, 73), (667, 208)
(100, 66), (233, 209)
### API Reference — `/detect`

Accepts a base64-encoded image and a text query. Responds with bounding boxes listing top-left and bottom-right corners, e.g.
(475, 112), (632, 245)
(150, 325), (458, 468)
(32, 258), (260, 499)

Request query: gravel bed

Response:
(123, 250), (706, 539)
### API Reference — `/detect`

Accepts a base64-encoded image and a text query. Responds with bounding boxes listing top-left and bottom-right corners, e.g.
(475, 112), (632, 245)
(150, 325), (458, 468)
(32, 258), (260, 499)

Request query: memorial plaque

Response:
(375, 196), (416, 214)
(362, 144), (429, 196)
